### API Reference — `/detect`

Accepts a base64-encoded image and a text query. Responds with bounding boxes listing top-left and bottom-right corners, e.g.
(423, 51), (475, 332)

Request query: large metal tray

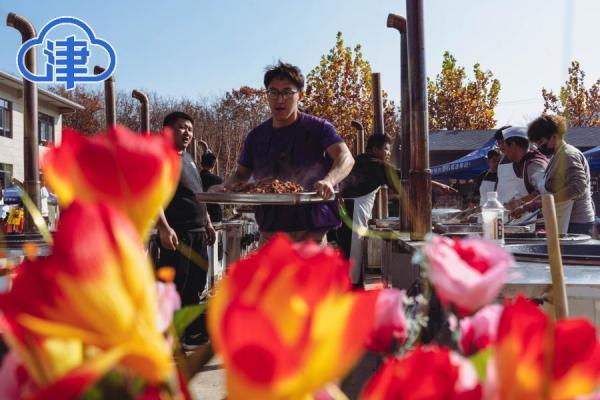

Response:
(440, 231), (590, 244)
(434, 223), (535, 234)
(506, 243), (600, 266)
(195, 192), (336, 205)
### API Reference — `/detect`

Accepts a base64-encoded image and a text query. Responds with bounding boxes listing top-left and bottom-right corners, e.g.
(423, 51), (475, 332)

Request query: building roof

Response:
(430, 127), (600, 152)
(0, 70), (84, 113)
(430, 129), (496, 151)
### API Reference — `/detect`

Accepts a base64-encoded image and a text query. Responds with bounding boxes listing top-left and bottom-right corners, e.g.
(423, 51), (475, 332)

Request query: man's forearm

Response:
(224, 166), (252, 186)
(156, 208), (170, 231)
(323, 151), (354, 186)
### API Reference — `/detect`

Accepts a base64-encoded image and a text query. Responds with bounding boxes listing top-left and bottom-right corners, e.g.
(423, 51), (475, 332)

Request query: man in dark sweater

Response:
(476, 148), (502, 205)
(156, 111), (216, 349)
(338, 134), (455, 285)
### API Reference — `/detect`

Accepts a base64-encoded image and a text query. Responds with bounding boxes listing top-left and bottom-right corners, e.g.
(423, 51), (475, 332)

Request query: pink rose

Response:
(449, 352), (481, 396)
(365, 289), (407, 353)
(156, 281), (181, 333)
(459, 304), (503, 356)
(423, 235), (513, 316)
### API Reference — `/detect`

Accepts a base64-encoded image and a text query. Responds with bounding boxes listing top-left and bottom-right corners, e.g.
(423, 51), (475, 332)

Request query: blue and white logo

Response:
(16, 17), (117, 90)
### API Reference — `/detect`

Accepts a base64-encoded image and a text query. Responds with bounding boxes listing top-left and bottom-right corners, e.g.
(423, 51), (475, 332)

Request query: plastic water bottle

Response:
(481, 191), (505, 245)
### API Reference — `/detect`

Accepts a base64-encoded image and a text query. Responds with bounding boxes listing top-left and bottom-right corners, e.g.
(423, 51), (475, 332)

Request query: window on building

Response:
(0, 163), (13, 189)
(38, 113), (55, 146)
(0, 98), (12, 138)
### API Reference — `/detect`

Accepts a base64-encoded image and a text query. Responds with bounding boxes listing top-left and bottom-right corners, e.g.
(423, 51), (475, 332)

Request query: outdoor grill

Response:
(204, 217), (259, 291)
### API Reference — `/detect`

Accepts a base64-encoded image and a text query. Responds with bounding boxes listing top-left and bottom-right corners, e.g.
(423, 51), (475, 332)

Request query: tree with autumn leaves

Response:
(542, 61), (600, 127)
(303, 32), (399, 153)
(427, 52), (501, 131)
(49, 86), (104, 134)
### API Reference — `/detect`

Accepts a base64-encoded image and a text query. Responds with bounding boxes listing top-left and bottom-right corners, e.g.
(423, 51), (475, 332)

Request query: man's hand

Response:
(440, 184), (458, 195)
(158, 225), (178, 250)
(314, 179), (335, 199)
(505, 199), (520, 212)
(432, 181), (458, 195)
(207, 183), (225, 193)
(510, 206), (527, 219)
(206, 222), (216, 246)
(511, 201), (533, 219)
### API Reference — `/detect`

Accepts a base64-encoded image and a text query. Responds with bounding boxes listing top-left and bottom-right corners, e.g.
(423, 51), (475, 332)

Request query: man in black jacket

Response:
(156, 111), (216, 349)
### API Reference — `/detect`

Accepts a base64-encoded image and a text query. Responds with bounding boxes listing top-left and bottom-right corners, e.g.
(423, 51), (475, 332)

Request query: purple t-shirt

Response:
(238, 112), (343, 232)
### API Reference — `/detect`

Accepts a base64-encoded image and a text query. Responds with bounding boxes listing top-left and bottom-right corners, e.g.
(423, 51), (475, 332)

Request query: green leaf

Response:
(470, 347), (493, 382)
(173, 304), (207, 336)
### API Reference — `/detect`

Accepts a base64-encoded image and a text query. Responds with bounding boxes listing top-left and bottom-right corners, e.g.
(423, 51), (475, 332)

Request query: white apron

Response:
(349, 188), (379, 284)
(496, 161), (528, 204)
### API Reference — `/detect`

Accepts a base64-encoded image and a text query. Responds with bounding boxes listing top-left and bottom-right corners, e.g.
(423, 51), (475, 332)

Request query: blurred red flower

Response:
(208, 234), (380, 400)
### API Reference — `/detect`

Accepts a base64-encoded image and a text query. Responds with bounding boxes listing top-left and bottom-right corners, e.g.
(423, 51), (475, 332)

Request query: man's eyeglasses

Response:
(266, 88), (299, 100)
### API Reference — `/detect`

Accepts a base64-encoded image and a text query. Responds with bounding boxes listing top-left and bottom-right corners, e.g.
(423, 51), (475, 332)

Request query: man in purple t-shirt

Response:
(227, 61), (355, 244)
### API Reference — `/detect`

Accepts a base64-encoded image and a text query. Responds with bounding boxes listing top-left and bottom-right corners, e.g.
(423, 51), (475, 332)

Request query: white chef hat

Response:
(502, 126), (528, 141)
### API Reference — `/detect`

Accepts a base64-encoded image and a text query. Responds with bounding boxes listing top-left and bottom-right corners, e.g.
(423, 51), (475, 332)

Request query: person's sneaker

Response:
(182, 333), (210, 352)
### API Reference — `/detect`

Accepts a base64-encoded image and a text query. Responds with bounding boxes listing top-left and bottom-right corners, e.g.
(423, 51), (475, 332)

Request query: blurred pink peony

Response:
(365, 289), (407, 353)
(459, 304), (503, 356)
(156, 281), (181, 333)
(423, 235), (513, 316)
(0, 351), (36, 399)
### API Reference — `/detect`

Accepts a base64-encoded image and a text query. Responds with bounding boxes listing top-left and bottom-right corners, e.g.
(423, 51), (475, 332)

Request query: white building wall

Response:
(0, 87), (63, 183)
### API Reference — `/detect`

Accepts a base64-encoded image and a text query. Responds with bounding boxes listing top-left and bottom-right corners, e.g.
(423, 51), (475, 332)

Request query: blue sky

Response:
(0, 0), (598, 126)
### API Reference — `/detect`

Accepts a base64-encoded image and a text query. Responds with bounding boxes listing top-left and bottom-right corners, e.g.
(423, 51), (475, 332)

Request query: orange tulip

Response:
(28, 346), (126, 400)
(0, 315), (83, 388)
(495, 297), (600, 399)
(208, 234), (379, 400)
(41, 125), (180, 238)
(0, 201), (175, 385)
(0, 347), (124, 400)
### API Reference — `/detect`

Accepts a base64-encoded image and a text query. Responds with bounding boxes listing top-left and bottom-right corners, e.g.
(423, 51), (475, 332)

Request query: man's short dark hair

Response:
(366, 134), (392, 151)
(487, 149), (502, 159)
(505, 136), (529, 150)
(264, 61), (305, 91)
(201, 152), (217, 168)
(528, 114), (567, 142)
(494, 125), (511, 141)
(163, 111), (194, 128)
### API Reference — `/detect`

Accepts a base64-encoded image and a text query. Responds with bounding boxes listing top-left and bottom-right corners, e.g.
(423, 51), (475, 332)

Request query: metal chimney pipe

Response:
(371, 73), (385, 135)
(199, 139), (209, 155)
(351, 120), (365, 154)
(406, 0), (432, 240)
(131, 89), (149, 133)
(94, 65), (116, 128)
(381, 184), (389, 218)
(387, 14), (411, 179)
(7, 13), (40, 233)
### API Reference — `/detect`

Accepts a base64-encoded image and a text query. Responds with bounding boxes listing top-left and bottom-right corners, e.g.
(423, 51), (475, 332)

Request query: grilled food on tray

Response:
(223, 178), (305, 194)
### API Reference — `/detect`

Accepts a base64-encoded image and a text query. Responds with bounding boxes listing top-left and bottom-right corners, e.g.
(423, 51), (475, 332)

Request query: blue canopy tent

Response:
(431, 138), (497, 180)
(1, 185), (58, 206)
(584, 145), (600, 171)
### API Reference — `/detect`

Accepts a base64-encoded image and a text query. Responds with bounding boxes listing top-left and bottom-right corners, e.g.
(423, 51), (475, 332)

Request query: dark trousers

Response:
(568, 222), (594, 235)
(328, 199), (354, 259)
(158, 230), (208, 339)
